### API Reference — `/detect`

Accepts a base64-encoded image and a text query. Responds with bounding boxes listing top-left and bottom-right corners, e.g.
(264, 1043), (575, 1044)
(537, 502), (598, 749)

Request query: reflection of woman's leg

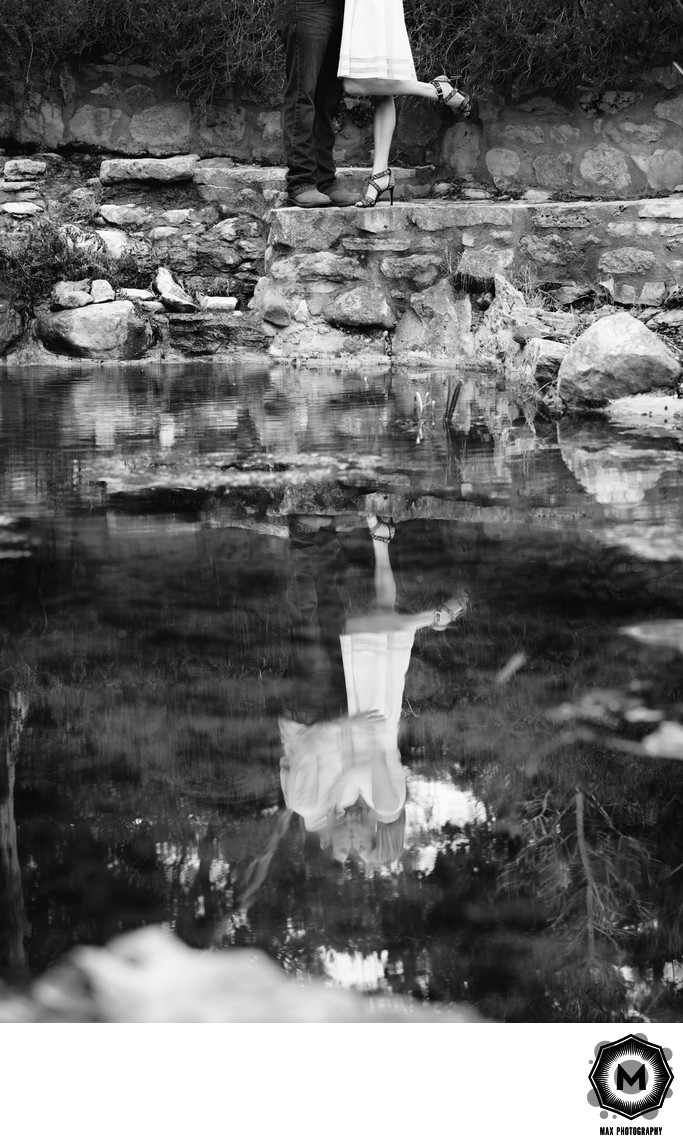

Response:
(366, 515), (396, 611)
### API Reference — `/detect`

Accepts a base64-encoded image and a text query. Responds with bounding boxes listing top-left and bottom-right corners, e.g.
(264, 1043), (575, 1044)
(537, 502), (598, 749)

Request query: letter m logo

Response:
(616, 1063), (648, 1093)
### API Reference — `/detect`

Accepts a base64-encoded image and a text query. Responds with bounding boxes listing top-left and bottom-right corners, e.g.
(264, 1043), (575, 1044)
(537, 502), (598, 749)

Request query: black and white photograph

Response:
(1, 0), (683, 1135)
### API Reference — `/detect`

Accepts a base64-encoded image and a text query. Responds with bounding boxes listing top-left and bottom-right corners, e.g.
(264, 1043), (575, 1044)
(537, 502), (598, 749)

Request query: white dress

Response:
(338, 0), (417, 81)
(278, 628), (412, 831)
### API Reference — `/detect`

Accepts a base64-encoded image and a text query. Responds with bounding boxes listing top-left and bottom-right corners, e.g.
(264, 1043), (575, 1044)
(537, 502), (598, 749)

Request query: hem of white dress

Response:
(338, 57), (417, 82)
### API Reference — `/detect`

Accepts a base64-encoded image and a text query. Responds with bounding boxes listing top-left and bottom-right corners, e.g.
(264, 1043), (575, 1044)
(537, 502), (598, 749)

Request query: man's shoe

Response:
(287, 186), (331, 208)
(322, 183), (359, 206)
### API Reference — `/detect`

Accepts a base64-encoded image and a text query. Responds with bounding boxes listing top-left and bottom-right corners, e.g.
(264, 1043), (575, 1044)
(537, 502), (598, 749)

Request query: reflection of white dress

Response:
(338, 0), (417, 81)
(279, 628), (412, 831)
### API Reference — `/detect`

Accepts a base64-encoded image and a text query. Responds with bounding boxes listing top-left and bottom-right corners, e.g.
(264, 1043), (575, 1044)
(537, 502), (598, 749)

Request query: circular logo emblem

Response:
(589, 1034), (674, 1120)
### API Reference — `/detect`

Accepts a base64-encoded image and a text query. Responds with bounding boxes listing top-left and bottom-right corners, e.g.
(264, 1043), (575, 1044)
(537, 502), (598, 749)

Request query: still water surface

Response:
(2, 361), (683, 1021)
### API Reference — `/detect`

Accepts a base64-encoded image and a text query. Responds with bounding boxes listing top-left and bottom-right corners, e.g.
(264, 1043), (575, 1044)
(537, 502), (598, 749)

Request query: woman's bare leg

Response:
(371, 95), (396, 174)
(343, 76), (468, 112)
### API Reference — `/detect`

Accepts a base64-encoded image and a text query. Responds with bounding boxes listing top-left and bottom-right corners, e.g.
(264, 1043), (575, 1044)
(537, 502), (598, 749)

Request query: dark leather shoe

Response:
(287, 186), (331, 208)
(322, 183), (359, 206)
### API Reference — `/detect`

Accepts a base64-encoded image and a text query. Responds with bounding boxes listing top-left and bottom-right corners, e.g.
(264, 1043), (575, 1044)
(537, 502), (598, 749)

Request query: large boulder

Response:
(558, 312), (683, 407)
(36, 301), (154, 360)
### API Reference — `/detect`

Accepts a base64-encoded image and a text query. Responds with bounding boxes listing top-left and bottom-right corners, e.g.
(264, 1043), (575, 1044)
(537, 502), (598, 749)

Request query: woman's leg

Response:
(371, 95), (396, 175)
(355, 95), (396, 204)
(343, 76), (468, 111)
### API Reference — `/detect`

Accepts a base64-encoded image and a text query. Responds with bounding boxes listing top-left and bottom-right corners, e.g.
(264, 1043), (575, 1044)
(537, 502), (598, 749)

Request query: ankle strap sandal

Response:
(431, 75), (473, 118)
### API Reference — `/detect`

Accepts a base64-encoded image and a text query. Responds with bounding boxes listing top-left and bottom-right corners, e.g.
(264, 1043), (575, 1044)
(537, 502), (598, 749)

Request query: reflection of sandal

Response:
(366, 514), (395, 543)
(432, 592), (469, 629)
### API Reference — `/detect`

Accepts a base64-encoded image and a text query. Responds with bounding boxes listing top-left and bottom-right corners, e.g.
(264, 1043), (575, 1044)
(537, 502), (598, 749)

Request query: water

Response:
(1, 360), (683, 1022)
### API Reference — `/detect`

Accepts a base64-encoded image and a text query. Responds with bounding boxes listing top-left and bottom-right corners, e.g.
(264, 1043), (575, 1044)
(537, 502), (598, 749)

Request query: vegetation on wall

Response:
(0, 0), (681, 104)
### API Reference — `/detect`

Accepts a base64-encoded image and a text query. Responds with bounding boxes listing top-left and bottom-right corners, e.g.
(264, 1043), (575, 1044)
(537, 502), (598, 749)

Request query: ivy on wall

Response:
(0, 0), (681, 105)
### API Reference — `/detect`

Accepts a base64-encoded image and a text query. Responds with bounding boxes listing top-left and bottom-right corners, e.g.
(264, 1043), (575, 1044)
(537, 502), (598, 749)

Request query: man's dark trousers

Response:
(277, 0), (345, 195)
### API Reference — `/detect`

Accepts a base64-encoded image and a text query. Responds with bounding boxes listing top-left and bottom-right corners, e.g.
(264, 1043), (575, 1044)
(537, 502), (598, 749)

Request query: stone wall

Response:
(4, 59), (683, 197)
(254, 197), (683, 359)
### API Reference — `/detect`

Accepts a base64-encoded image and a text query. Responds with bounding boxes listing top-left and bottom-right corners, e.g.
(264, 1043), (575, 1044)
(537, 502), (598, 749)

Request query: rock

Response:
(517, 337), (568, 383)
(251, 280), (292, 327)
(597, 247), (658, 275)
(0, 297), (23, 354)
(511, 309), (578, 345)
(532, 153), (573, 189)
(148, 226), (180, 241)
(393, 281), (473, 358)
(96, 228), (133, 260)
(1, 202), (44, 216)
(153, 267), (197, 312)
(485, 148), (521, 189)
(99, 156), (199, 184)
(117, 287), (156, 302)
(99, 204), (151, 228)
(3, 158), (46, 181)
(167, 312), (271, 355)
(138, 300), (166, 313)
(645, 308), (683, 329)
(324, 285), (396, 330)
(90, 279), (116, 304)
(558, 313), (683, 407)
(639, 282), (667, 306)
(0, 179), (40, 193)
(654, 94), (683, 130)
(129, 103), (192, 156)
(68, 106), (129, 151)
(197, 295), (238, 312)
(50, 281), (93, 310)
(380, 254), (443, 288)
(270, 209), (347, 252)
(579, 146), (631, 191)
(441, 122), (481, 177)
(36, 301), (154, 360)
(473, 273), (526, 359)
(0, 926), (481, 1023)
(456, 245), (515, 280)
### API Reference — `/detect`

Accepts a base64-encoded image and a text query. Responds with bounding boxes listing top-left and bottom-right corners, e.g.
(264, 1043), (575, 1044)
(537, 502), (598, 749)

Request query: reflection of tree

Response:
(0, 693), (30, 971)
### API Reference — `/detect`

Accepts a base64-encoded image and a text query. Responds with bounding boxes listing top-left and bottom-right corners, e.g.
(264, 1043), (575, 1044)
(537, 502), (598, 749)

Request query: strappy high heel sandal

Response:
(355, 168), (395, 209)
(366, 514), (395, 543)
(431, 75), (473, 118)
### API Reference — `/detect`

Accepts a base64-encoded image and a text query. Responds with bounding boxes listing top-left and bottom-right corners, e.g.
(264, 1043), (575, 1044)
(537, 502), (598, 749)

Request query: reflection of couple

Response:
(277, 0), (472, 209)
(279, 514), (467, 869)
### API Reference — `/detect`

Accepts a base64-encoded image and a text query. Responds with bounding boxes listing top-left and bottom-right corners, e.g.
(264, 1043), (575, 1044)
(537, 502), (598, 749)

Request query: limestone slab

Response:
(3, 158), (47, 181)
(99, 156), (199, 183)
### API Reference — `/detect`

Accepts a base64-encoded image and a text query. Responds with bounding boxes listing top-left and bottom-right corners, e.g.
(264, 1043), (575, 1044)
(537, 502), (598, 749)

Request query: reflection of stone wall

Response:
(3, 60), (683, 196)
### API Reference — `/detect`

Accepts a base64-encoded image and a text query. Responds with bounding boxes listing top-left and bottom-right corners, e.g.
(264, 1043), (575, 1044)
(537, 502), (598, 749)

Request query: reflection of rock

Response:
(0, 926), (483, 1022)
(558, 422), (683, 506)
(558, 313), (683, 407)
(36, 301), (154, 360)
